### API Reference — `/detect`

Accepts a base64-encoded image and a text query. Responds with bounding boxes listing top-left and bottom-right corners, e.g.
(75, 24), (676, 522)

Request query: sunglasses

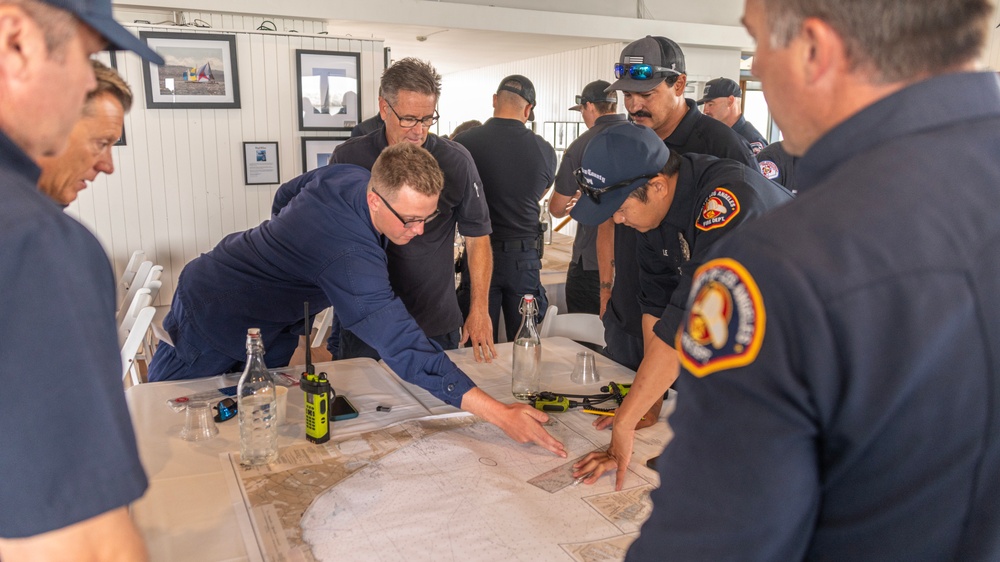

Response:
(214, 398), (237, 422)
(372, 188), (440, 229)
(614, 63), (681, 81)
(574, 168), (658, 204)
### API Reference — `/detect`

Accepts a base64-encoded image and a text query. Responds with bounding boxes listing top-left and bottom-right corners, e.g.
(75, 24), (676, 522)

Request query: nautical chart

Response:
(225, 413), (664, 562)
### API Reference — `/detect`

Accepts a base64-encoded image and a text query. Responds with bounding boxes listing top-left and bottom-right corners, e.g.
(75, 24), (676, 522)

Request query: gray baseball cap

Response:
(607, 36), (685, 93)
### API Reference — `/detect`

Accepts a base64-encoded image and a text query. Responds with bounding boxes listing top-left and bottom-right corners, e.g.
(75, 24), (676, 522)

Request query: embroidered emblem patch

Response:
(677, 258), (765, 377)
(750, 141), (764, 155)
(758, 160), (779, 180)
(696, 188), (741, 231)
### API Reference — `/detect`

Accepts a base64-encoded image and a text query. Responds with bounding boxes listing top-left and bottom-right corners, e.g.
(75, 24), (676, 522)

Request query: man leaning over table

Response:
(0, 0), (163, 560)
(148, 143), (566, 457)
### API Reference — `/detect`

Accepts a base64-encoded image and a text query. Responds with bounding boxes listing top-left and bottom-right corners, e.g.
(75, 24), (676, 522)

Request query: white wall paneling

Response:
(69, 23), (383, 304)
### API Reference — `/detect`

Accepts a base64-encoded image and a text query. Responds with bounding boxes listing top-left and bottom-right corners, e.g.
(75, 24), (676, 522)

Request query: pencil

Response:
(582, 409), (615, 417)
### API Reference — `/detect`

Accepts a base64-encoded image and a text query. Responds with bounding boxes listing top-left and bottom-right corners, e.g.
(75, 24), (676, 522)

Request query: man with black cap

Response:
(549, 80), (625, 315)
(0, 0), (162, 558)
(569, 122), (792, 491)
(454, 75), (556, 341)
(698, 76), (768, 154)
(598, 35), (757, 374)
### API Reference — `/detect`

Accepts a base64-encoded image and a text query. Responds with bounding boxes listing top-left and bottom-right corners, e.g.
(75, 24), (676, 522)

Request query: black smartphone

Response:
(330, 395), (360, 421)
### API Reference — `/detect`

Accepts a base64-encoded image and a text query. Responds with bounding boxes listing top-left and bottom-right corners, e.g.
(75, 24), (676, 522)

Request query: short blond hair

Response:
(369, 142), (444, 198)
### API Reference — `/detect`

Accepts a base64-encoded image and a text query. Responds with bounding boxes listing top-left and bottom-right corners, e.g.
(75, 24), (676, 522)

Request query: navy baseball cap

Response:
(42, 0), (164, 65)
(607, 36), (685, 93)
(497, 74), (536, 121)
(569, 80), (615, 111)
(697, 77), (742, 105)
(570, 122), (670, 226)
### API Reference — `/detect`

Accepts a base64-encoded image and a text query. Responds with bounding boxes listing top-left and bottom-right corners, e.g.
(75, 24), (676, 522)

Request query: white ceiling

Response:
(326, 20), (614, 76)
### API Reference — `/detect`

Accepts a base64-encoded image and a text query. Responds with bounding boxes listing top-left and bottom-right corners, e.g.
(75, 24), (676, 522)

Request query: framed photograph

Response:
(554, 122), (568, 150)
(243, 142), (280, 185)
(140, 32), (240, 109)
(296, 50), (361, 131)
(302, 137), (349, 173)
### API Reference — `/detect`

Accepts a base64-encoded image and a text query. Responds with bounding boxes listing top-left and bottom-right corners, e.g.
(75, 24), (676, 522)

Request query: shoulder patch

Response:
(677, 258), (765, 377)
(758, 160), (780, 180)
(749, 141), (764, 155)
(696, 187), (741, 231)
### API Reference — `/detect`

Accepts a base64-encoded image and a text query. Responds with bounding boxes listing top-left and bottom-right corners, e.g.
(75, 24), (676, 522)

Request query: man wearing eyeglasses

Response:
(569, 122), (791, 490)
(328, 58), (497, 364)
(452, 75), (556, 342)
(148, 143), (566, 457)
(549, 80), (626, 316)
(597, 35), (758, 376)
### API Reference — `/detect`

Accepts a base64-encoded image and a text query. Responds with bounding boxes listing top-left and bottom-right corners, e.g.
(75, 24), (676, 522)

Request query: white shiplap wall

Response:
(69, 21), (383, 305)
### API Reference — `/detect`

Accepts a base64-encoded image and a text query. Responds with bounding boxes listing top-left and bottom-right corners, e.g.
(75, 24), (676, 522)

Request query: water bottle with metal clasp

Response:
(238, 328), (279, 466)
(512, 295), (542, 400)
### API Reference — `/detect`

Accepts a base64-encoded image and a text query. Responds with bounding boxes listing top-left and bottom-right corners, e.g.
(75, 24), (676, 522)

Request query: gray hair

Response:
(763, 0), (994, 83)
(380, 58), (441, 105)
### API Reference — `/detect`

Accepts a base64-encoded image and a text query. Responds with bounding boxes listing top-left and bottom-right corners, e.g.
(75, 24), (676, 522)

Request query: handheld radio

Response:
(301, 302), (331, 444)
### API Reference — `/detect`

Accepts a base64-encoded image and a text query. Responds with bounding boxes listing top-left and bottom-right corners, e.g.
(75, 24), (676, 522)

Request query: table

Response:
(126, 338), (668, 561)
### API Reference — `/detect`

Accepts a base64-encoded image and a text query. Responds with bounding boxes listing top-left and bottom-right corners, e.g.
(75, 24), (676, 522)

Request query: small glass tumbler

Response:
(180, 401), (219, 441)
(571, 351), (599, 385)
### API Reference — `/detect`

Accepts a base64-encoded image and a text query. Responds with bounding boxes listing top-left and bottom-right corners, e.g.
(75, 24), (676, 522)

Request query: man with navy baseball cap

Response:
(698, 77), (768, 154)
(1, 0), (160, 559)
(570, 122), (792, 490)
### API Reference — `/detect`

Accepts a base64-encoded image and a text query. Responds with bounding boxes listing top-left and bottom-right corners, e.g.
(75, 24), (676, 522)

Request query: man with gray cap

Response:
(569, 122), (792, 491)
(0, 0), (162, 558)
(454, 75), (556, 341)
(698, 76), (768, 154)
(598, 35), (757, 375)
(549, 80), (625, 315)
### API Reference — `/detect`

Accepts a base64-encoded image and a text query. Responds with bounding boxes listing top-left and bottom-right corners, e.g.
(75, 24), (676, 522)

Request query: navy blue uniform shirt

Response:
(0, 131), (146, 537)
(756, 140), (799, 194)
(629, 72), (1000, 561)
(732, 114), (767, 155)
(635, 154), (792, 343)
(171, 165), (475, 405)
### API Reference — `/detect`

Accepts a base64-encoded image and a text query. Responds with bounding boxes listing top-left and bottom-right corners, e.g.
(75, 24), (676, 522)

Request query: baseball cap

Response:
(497, 74), (536, 121)
(569, 80), (615, 111)
(697, 77), (742, 105)
(607, 36), (685, 93)
(570, 122), (670, 226)
(42, 0), (164, 65)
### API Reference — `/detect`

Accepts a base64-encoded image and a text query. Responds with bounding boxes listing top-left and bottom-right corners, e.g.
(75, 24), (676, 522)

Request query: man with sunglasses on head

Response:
(148, 143), (566, 457)
(598, 36), (757, 376)
(453, 75), (556, 342)
(569, 122), (792, 490)
(329, 58), (496, 364)
(548, 80), (626, 316)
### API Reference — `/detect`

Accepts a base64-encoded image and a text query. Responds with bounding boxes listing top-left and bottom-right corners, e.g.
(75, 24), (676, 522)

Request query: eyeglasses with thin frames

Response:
(372, 188), (440, 229)
(384, 99), (440, 129)
(573, 168), (658, 203)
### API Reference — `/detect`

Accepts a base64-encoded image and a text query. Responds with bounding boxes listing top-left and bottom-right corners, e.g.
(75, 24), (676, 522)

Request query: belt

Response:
(491, 237), (542, 252)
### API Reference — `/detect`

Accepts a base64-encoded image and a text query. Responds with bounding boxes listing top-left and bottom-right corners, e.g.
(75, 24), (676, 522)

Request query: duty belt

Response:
(491, 237), (543, 252)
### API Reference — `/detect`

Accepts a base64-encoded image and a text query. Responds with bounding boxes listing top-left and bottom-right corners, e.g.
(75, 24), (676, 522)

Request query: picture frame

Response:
(296, 50), (361, 131)
(301, 137), (350, 173)
(140, 32), (240, 109)
(243, 142), (280, 185)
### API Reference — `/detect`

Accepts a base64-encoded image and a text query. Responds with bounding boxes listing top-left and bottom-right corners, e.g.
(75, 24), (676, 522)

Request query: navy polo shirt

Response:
(0, 131), (146, 537)
(607, 99), (758, 339)
(554, 113), (628, 269)
(635, 154), (792, 344)
(453, 117), (556, 241)
(733, 115), (768, 155)
(175, 164), (475, 405)
(756, 140), (800, 194)
(629, 72), (1000, 561)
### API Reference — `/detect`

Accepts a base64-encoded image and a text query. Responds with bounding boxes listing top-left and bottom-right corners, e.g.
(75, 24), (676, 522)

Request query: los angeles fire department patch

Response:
(758, 160), (779, 180)
(677, 258), (765, 377)
(696, 188), (740, 231)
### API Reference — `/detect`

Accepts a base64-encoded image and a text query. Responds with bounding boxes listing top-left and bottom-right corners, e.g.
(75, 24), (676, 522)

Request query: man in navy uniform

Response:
(698, 76), (768, 155)
(0, 0), (163, 558)
(628, 0), (1000, 559)
(148, 144), (566, 457)
(755, 140), (799, 194)
(568, 122), (791, 489)
(453, 75), (556, 341)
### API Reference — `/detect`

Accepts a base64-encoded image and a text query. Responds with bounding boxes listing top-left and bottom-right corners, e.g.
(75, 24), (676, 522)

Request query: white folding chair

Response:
(116, 260), (152, 325)
(121, 306), (155, 388)
(118, 288), (152, 340)
(117, 250), (145, 294)
(539, 305), (606, 347)
(311, 307), (334, 348)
